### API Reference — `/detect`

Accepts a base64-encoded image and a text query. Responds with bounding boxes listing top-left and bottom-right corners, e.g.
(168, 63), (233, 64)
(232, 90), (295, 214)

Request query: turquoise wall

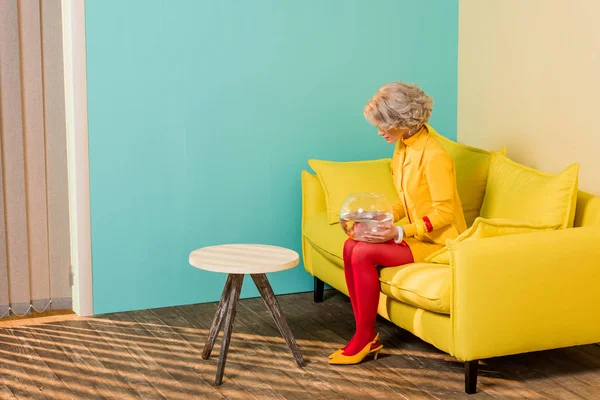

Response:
(85, 0), (458, 314)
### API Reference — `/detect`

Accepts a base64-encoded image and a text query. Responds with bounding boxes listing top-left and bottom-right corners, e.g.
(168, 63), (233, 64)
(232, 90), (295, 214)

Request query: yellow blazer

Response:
(391, 124), (467, 262)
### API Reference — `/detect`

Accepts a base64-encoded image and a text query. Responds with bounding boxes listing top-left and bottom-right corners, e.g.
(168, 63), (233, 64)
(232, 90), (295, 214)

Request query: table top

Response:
(189, 244), (300, 274)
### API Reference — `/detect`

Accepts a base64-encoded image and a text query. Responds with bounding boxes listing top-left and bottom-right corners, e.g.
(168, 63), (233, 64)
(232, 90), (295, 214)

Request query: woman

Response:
(329, 82), (467, 365)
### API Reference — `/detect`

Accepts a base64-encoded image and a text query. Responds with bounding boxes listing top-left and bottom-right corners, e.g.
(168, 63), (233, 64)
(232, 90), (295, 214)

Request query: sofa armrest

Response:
(301, 170), (326, 221)
(301, 171), (326, 275)
(450, 225), (600, 361)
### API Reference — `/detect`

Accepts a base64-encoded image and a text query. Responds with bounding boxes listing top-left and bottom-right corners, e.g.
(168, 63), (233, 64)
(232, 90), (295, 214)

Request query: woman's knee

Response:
(351, 242), (376, 264)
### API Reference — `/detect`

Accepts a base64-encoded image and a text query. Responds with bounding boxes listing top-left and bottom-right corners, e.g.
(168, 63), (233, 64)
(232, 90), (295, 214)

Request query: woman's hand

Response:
(362, 222), (400, 243)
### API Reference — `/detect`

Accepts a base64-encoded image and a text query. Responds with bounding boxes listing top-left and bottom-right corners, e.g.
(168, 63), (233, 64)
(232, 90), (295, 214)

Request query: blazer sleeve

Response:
(392, 198), (405, 222)
(402, 152), (456, 238)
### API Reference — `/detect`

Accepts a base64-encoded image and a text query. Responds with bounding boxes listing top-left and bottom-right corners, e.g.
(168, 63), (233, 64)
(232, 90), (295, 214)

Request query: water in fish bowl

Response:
(339, 192), (394, 242)
(340, 211), (394, 241)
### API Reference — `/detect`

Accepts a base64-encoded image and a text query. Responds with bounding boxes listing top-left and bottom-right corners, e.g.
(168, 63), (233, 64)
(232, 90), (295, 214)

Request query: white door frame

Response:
(61, 0), (93, 316)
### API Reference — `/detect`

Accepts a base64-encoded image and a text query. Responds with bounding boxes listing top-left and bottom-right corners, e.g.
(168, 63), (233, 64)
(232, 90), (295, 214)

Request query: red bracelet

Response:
(422, 216), (433, 233)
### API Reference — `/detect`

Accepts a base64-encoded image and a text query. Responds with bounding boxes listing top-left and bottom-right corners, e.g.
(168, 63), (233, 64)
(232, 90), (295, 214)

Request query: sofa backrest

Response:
(574, 190), (600, 227)
(431, 130), (501, 228)
(433, 131), (599, 229)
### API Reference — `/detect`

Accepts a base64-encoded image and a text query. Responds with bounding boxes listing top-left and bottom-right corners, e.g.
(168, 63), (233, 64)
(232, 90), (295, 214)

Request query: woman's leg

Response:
(343, 238), (359, 325)
(343, 241), (414, 356)
(340, 238), (381, 352)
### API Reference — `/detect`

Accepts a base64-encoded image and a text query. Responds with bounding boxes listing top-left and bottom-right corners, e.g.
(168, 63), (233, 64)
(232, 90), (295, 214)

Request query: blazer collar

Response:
(395, 124), (431, 167)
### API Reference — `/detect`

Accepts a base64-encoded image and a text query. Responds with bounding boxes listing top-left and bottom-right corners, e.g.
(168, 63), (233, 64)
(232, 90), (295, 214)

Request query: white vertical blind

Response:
(0, 0), (31, 316)
(0, 0), (72, 318)
(20, 0), (51, 310)
(41, 0), (72, 308)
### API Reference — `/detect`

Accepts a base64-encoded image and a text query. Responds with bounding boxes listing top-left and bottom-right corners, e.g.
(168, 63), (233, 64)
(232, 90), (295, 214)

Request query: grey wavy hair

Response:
(363, 82), (433, 132)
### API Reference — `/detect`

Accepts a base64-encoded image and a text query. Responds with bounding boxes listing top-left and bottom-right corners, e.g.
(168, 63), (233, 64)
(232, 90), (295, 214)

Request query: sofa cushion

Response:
(308, 158), (399, 225)
(379, 263), (451, 315)
(430, 130), (505, 228)
(425, 217), (561, 264)
(480, 152), (579, 229)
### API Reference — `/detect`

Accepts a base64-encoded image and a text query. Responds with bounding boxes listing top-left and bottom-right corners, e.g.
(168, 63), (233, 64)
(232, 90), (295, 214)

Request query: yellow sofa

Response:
(301, 134), (600, 395)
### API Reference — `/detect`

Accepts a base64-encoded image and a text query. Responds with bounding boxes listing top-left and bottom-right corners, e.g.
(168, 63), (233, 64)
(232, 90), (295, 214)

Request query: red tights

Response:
(342, 238), (414, 356)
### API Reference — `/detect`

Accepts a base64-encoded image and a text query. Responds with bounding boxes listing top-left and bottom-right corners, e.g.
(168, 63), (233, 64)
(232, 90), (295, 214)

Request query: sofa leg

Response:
(314, 277), (324, 303)
(465, 360), (479, 394)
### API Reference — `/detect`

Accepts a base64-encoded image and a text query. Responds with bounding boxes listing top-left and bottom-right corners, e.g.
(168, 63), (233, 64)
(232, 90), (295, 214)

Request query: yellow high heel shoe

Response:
(328, 333), (381, 359)
(328, 335), (383, 365)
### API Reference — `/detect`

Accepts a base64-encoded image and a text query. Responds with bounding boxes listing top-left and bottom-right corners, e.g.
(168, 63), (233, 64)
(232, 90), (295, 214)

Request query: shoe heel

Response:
(373, 347), (383, 360)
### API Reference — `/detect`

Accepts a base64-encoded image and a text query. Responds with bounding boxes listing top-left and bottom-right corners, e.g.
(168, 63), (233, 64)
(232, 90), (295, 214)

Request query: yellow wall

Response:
(458, 0), (600, 195)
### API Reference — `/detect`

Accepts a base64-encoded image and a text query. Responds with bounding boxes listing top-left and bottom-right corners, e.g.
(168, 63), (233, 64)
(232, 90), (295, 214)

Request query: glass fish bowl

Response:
(339, 193), (394, 242)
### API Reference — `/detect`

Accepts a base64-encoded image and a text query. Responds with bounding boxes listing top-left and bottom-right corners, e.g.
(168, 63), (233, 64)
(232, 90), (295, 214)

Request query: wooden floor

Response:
(1, 291), (600, 400)
(0, 310), (75, 327)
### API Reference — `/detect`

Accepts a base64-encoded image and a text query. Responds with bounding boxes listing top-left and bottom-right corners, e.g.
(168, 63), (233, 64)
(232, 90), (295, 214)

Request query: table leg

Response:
(215, 274), (244, 385)
(202, 274), (233, 360)
(251, 273), (304, 367)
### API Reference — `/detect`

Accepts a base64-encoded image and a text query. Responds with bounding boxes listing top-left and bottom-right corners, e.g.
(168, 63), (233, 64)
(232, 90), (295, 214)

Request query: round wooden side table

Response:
(189, 243), (305, 385)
